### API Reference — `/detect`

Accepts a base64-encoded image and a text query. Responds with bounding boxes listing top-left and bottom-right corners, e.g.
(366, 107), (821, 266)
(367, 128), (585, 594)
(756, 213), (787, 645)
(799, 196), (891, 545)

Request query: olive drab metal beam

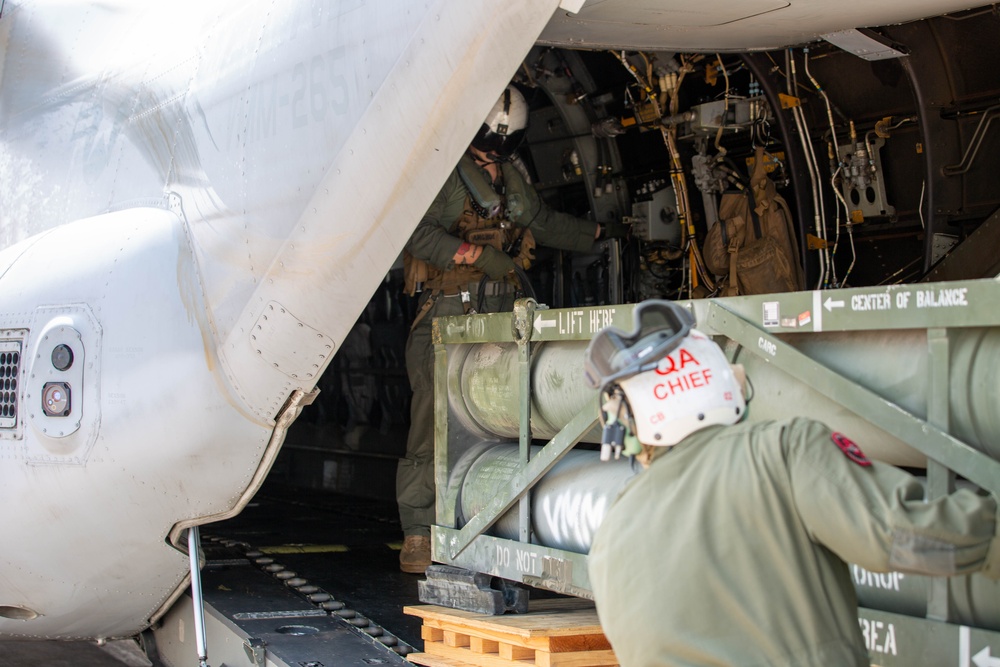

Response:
(515, 299), (534, 545)
(689, 279), (1000, 332)
(429, 278), (1000, 666)
(700, 301), (1000, 495)
(926, 327), (955, 624)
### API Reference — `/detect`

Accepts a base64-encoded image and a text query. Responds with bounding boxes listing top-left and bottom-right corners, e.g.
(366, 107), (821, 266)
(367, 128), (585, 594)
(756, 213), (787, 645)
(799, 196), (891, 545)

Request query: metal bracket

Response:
(925, 328), (955, 623)
(511, 298), (537, 344)
(242, 637), (266, 666)
(513, 298), (537, 543)
(821, 28), (909, 61)
(523, 557), (594, 600)
(418, 564), (529, 615)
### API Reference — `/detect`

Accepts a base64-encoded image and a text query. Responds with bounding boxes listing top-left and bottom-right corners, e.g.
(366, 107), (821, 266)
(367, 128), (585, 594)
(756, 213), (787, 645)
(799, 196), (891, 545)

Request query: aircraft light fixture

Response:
(51, 344), (74, 371)
(41, 382), (70, 417)
(0, 605), (39, 620)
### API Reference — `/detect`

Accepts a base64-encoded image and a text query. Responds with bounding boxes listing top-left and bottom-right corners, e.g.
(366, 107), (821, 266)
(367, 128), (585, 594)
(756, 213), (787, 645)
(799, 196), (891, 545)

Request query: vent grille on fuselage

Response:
(0, 341), (21, 429)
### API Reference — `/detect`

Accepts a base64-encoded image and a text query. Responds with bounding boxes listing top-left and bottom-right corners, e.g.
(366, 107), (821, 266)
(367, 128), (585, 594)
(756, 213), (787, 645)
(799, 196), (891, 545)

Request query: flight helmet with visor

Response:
(470, 85), (528, 161)
(584, 300), (745, 448)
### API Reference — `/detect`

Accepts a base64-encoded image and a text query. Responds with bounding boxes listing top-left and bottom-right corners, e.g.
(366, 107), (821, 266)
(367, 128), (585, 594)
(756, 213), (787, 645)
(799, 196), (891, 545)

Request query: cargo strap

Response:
(450, 280), (519, 315)
(409, 279), (518, 331)
(409, 291), (441, 332)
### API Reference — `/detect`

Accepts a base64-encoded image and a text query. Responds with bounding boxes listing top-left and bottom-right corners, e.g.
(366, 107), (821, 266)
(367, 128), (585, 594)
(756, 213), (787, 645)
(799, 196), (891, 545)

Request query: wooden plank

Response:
(408, 599), (618, 667)
(406, 601), (595, 617)
(421, 620), (588, 652)
(421, 618), (608, 652)
(499, 644), (535, 661)
(546, 636), (612, 652)
(470, 636), (500, 654)
(423, 626), (445, 642)
(536, 649), (618, 667)
(423, 641), (537, 667)
(407, 652), (472, 667)
(444, 630), (472, 648)
(422, 640), (618, 667)
(420, 619), (538, 650)
(404, 600), (604, 640)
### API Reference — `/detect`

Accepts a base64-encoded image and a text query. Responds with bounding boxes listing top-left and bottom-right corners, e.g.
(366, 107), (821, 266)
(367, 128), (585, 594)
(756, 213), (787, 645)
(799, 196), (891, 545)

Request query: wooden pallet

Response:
(404, 598), (618, 667)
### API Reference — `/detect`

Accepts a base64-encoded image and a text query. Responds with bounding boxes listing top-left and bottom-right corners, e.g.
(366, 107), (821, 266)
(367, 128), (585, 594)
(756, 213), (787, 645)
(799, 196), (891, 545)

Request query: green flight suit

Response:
(588, 417), (1000, 667)
(398, 158), (598, 537)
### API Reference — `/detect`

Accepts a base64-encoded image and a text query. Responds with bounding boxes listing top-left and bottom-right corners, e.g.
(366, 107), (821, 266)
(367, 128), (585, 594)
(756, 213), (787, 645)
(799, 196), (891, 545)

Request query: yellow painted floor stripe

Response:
(259, 544), (350, 554)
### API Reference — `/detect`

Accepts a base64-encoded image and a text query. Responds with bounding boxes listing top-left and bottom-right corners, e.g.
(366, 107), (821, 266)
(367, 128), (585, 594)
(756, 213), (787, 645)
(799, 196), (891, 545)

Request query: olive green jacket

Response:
(405, 156), (598, 271)
(588, 417), (1000, 667)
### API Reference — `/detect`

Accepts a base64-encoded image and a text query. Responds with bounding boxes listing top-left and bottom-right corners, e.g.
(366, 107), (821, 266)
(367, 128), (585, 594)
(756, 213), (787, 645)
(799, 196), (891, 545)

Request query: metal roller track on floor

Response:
(151, 534), (415, 667)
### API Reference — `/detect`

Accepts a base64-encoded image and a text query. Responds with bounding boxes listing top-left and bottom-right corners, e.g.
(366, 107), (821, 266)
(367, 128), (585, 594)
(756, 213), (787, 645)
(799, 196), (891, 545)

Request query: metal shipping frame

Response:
(430, 278), (1000, 665)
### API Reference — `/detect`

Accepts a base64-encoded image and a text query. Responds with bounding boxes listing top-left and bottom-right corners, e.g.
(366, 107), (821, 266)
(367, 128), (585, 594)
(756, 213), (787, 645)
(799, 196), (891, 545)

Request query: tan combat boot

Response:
(399, 535), (431, 573)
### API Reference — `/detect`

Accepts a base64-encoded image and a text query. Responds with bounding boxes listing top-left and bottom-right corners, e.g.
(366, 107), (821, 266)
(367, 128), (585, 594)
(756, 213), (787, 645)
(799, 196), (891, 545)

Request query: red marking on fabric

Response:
(831, 432), (871, 467)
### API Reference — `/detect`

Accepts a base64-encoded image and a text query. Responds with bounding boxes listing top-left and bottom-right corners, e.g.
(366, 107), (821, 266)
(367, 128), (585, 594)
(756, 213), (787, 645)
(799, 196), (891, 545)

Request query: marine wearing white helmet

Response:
(583, 299), (744, 461)
(585, 299), (1000, 667)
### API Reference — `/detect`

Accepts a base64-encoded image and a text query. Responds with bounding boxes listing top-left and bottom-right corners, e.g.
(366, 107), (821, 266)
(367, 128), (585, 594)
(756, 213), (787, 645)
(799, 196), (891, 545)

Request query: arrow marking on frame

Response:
(974, 647), (1000, 667)
(824, 297), (845, 312)
(534, 315), (557, 335)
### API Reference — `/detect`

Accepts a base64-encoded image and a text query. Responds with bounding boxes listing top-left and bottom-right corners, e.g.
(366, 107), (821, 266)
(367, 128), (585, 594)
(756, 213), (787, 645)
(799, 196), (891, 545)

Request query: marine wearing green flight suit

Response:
(398, 153), (608, 572)
(588, 417), (1000, 667)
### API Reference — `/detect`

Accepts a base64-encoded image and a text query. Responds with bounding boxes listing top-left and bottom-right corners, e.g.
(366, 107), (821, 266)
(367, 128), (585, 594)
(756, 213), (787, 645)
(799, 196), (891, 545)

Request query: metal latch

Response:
(243, 637), (266, 666)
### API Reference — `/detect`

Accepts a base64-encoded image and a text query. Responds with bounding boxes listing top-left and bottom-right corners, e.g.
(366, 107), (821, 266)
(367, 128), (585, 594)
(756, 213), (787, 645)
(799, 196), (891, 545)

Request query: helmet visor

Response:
(471, 125), (526, 158)
(583, 301), (695, 391)
(471, 86), (528, 159)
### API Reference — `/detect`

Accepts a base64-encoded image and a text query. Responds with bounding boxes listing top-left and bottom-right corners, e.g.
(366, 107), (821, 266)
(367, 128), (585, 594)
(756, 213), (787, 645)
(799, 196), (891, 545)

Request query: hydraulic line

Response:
(615, 51), (714, 297)
(803, 48), (843, 287)
(787, 49), (829, 288)
(713, 53), (730, 159)
(942, 104), (1000, 176)
(829, 163), (857, 286)
(794, 50), (830, 286)
(899, 56), (938, 272)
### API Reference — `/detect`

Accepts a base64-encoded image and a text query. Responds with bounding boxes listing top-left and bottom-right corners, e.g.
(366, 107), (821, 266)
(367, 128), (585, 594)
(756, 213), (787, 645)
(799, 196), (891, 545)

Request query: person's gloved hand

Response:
(599, 220), (629, 240)
(474, 245), (516, 280)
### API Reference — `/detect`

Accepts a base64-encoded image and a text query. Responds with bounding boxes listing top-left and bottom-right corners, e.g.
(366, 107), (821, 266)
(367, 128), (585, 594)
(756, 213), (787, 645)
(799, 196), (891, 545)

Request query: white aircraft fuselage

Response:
(0, 0), (565, 640)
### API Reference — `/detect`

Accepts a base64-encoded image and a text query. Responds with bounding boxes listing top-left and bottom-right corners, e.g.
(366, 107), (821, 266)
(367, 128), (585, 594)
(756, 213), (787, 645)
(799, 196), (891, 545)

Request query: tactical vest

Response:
(404, 185), (535, 296)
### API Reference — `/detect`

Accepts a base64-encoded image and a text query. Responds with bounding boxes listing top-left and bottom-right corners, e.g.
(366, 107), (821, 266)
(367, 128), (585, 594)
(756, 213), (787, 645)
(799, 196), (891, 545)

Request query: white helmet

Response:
(617, 329), (745, 446)
(584, 300), (745, 449)
(471, 85), (528, 159)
